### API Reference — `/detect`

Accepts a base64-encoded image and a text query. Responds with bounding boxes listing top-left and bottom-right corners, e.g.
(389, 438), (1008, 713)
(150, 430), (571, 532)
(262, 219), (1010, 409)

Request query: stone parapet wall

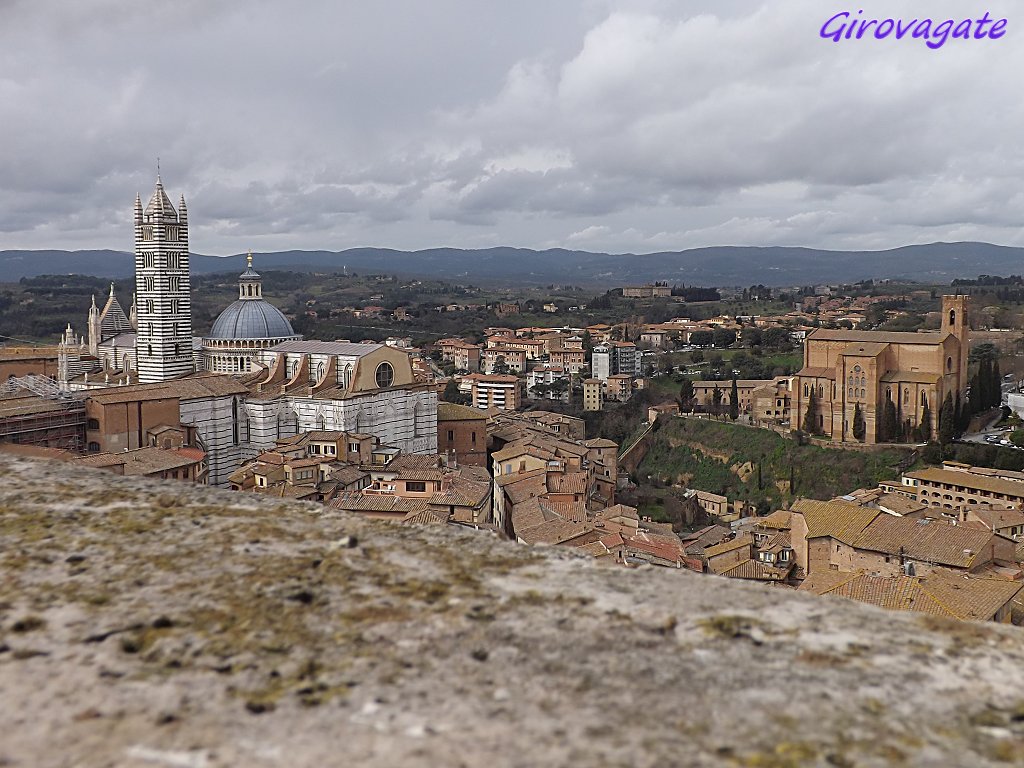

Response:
(1, 454), (1024, 766)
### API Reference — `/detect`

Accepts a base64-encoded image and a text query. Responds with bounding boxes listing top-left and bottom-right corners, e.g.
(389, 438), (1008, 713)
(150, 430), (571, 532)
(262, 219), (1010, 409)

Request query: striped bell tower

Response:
(134, 174), (194, 383)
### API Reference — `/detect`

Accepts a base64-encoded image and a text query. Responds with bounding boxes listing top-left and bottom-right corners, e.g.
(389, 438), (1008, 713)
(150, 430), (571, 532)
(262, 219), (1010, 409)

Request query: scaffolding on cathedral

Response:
(0, 375), (86, 451)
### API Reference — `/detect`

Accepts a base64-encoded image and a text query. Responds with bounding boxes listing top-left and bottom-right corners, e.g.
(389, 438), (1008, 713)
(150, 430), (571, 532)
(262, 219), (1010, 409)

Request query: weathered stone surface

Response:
(2, 453), (1024, 767)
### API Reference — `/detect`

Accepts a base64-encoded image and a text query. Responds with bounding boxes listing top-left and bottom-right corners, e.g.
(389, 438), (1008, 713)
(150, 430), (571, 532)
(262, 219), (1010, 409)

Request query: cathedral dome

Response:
(207, 299), (297, 340)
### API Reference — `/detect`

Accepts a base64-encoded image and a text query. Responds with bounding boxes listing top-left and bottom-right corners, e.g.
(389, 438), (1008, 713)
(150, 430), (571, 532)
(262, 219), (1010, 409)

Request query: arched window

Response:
(847, 375), (853, 386)
(86, 418), (99, 430)
(949, 309), (956, 326)
(818, 385), (823, 398)
(904, 388), (909, 403)
(803, 384), (809, 397)
(88, 441), (100, 453)
(232, 398), (240, 446)
(848, 387), (853, 398)
(147, 344), (153, 356)
(921, 392), (928, 407)
(375, 362), (395, 388)
(315, 414), (326, 430)
(946, 356), (953, 373)
(886, 387), (891, 400)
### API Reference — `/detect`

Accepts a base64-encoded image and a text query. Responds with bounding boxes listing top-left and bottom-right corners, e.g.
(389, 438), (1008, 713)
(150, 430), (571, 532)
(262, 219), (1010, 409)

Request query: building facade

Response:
(789, 295), (969, 443)
(134, 177), (195, 383)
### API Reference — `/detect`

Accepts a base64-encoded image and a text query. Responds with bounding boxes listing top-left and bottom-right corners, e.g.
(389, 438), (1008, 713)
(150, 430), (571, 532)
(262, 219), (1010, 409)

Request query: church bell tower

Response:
(134, 174), (194, 383)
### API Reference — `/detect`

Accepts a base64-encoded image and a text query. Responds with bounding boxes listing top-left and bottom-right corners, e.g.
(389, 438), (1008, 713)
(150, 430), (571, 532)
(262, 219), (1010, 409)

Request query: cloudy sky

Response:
(1, 0), (1021, 255)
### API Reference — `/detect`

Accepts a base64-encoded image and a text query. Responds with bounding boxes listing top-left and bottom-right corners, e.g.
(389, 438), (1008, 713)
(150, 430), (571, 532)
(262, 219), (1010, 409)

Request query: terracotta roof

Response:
(547, 472), (588, 495)
(791, 498), (881, 543)
(851, 516), (995, 569)
(756, 511), (793, 530)
(583, 438), (618, 448)
(880, 371), (942, 385)
(680, 525), (731, 554)
(622, 536), (684, 564)
(704, 534), (753, 560)
(437, 402), (488, 421)
(794, 367), (837, 380)
(517, 519), (591, 546)
(543, 501), (588, 523)
(331, 494), (428, 515)
(839, 341), (888, 357)
(718, 558), (794, 581)
(74, 446), (203, 476)
(799, 570), (1023, 622)
(808, 328), (946, 345)
(970, 507), (1024, 532)
(511, 498), (561, 534)
(401, 509), (450, 526)
(874, 493), (927, 516)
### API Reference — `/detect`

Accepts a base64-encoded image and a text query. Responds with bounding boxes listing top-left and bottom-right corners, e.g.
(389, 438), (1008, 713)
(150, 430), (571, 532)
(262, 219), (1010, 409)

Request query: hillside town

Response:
(3, 178), (1024, 629)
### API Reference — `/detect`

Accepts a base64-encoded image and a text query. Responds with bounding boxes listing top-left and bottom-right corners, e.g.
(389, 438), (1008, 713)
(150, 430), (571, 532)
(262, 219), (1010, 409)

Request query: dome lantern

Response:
(239, 249), (263, 300)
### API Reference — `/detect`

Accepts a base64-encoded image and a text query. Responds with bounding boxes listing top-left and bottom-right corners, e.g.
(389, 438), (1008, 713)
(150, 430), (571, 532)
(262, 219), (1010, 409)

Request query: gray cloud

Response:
(0, 0), (1021, 255)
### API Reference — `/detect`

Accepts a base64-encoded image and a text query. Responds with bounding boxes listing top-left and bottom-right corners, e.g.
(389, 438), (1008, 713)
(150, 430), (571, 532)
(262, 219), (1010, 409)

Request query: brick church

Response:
(790, 295), (970, 444)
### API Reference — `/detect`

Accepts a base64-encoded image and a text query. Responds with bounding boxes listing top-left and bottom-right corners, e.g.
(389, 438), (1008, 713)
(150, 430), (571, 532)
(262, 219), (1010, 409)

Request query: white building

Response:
(246, 340), (437, 457)
(591, 346), (612, 381)
(134, 176), (195, 383)
(58, 174), (438, 485)
(202, 253), (301, 373)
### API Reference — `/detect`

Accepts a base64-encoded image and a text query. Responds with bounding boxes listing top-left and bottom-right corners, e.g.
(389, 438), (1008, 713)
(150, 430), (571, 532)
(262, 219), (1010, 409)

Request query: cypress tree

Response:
(993, 359), (1003, 408)
(979, 357), (992, 410)
(852, 402), (866, 441)
(939, 392), (955, 445)
(920, 400), (932, 442)
(883, 399), (899, 443)
(802, 387), (819, 434)
(729, 376), (739, 421)
(678, 378), (694, 413)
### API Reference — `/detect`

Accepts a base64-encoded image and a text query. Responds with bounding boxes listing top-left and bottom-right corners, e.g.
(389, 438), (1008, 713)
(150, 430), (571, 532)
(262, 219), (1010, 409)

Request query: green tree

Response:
(920, 399), (932, 442)
(993, 358), (1003, 408)
(690, 330), (713, 348)
(852, 402), (866, 441)
(678, 378), (695, 413)
(882, 399), (899, 443)
(711, 386), (724, 419)
(802, 387), (819, 434)
(442, 379), (470, 406)
(729, 376), (739, 421)
(581, 330), (593, 356)
(712, 328), (737, 348)
(938, 391), (956, 445)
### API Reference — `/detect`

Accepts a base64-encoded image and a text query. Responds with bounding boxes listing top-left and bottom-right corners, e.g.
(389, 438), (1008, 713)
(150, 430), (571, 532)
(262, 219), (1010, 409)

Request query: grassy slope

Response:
(637, 417), (913, 507)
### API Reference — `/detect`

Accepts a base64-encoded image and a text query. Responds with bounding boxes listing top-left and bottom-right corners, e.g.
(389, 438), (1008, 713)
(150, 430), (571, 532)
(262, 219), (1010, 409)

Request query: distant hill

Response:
(2, 242), (1021, 287)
